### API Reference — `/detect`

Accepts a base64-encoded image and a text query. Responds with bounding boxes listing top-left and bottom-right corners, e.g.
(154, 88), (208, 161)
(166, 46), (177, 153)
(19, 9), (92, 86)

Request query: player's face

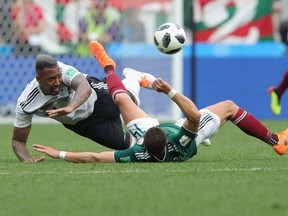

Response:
(37, 66), (62, 95)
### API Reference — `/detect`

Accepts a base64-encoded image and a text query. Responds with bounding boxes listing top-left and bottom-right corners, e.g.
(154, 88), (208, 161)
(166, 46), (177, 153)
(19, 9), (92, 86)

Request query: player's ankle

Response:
(104, 65), (115, 74)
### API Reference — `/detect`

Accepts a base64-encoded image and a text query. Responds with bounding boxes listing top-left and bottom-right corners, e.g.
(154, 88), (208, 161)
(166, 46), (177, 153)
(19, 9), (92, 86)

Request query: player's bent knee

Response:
(114, 93), (132, 105)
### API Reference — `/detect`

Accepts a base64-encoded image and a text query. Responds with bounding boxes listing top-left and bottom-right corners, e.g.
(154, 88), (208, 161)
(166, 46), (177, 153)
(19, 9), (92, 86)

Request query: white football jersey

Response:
(14, 61), (97, 128)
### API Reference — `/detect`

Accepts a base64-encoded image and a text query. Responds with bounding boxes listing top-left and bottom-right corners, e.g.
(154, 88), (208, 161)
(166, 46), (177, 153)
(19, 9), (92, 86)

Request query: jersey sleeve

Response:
(181, 126), (197, 139)
(14, 103), (32, 128)
(172, 126), (197, 148)
(114, 144), (148, 163)
(58, 61), (82, 86)
(114, 147), (136, 163)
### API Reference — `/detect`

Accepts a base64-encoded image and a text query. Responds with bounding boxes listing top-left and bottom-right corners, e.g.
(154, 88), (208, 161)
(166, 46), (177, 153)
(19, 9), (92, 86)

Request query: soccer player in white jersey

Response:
(33, 41), (288, 163)
(12, 53), (148, 163)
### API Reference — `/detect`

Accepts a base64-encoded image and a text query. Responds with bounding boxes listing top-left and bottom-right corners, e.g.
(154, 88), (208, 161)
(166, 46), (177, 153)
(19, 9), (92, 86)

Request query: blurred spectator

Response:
(273, 0), (288, 46)
(34, 0), (70, 55)
(62, 0), (90, 45)
(273, 0), (282, 40)
(0, 0), (15, 45)
(76, 0), (121, 56)
(279, 20), (288, 46)
(10, 0), (70, 55)
(279, 21), (288, 46)
(55, 0), (73, 45)
(10, 0), (45, 55)
(279, 0), (288, 46)
(120, 8), (146, 42)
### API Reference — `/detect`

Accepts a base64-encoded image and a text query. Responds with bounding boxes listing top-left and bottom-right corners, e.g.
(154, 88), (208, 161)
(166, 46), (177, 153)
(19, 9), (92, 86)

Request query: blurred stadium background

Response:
(0, 0), (288, 123)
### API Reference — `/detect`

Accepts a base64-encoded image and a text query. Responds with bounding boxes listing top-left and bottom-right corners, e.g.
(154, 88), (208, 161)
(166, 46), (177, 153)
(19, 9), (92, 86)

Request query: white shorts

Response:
(175, 109), (221, 146)
(126, 118), (160, 145)
(127, 109), (220, 147)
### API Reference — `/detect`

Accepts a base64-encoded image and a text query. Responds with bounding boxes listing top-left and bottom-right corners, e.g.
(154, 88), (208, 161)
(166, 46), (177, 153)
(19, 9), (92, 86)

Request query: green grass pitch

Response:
(1, 121), (288, 216)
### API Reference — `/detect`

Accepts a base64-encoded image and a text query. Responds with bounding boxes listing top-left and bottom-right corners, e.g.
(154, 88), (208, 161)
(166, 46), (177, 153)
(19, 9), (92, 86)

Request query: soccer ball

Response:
(154, 23), (186, 54)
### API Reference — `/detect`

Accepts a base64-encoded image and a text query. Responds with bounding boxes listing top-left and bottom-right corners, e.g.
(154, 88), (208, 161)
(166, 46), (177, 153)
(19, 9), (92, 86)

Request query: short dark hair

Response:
(35, 54), (57, 75)
(143, 127), (167, 156)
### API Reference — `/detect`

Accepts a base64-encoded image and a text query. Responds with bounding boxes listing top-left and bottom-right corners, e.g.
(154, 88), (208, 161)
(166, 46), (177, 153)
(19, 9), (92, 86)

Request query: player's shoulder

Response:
(20, 78), (39, 97)
(158, 123), (182, 138)
(132, 143), (146, 151)
(117, 143), (146, 155)
(57, 61), (81, 78)
(159, 123), (180, 130)
(57, 61), (70, 73)
(16, 78), (41, 109)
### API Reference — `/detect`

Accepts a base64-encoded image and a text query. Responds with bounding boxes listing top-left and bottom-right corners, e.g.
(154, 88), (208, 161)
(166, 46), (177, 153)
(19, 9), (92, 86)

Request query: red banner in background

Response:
(194, 0), (274, 43)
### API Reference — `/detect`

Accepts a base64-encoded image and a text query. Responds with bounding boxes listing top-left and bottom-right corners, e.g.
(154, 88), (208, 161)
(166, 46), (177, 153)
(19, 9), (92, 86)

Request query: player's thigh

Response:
(117, 94), (149, 124)
(204, 100), (237, 125)
(87, 118), (130, 150)
(195, 109), (221, 146)
(126, 117), (159, 144)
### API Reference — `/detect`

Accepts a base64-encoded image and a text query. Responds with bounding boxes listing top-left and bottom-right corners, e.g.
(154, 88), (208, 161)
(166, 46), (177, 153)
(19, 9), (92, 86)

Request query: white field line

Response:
(0, 167), (286, 175)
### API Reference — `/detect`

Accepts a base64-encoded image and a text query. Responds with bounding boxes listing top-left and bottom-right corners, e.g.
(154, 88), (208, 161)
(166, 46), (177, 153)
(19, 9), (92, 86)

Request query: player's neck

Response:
(153, 147), (166, 161)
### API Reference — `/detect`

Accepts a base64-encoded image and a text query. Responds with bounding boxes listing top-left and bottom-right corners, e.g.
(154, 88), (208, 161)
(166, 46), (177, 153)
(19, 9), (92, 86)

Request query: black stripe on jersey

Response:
(62, 81), (68, 87)
(26, 87), (39, 102)
(198, 114), (213, 131)
(20, 87), (40, 109)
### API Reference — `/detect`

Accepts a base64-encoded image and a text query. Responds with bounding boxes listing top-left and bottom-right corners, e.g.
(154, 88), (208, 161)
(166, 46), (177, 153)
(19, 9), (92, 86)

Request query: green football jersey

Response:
(114, 123), (197, 163)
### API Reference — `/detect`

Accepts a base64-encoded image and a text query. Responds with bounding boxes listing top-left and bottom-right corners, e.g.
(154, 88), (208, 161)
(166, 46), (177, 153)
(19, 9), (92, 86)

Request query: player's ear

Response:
(36, 75), (41, 83)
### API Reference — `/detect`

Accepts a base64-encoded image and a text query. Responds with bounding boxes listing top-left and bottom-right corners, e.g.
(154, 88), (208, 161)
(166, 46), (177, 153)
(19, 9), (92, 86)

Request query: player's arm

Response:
(33, 144), (115, 163)
(47, 74), (92, 118)
(69, 74), (92, 111)
(12, 126), (45, 163)
(153, 78), (200, 133)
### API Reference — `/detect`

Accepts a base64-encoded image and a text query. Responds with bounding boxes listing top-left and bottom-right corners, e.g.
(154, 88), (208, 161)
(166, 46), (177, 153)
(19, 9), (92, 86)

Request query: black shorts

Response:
(63, 76), (130, 150)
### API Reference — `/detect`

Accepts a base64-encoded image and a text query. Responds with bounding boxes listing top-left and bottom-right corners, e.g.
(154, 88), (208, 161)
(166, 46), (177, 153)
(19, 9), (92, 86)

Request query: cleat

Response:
(273, 128), (288, 155)
(268, 86), (281, 115)
(122, 68), (156, 90)
(88, 41), (116, 69)
(200, 139), (211, 147)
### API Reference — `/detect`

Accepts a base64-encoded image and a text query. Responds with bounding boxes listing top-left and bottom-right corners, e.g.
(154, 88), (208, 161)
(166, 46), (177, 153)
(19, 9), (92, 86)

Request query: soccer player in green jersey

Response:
(33, 41), (288, 163)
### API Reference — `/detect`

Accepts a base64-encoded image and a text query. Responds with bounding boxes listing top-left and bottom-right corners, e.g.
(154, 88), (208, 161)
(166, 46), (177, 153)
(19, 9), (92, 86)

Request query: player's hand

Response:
(33, 144), (60, 159)
(24, 156), (45, 163)
(46, 106), (74, 118)
(152, 78), (172, 94)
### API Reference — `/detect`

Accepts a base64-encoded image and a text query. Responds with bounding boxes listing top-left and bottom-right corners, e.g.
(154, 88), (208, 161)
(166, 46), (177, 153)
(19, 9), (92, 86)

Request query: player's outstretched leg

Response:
(122, 68), (156, 90)
(89, 41), (116, 70)
(89, 41), (125, 100)
(273, 128), (288, 155)
(268, 87), (281, 115)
